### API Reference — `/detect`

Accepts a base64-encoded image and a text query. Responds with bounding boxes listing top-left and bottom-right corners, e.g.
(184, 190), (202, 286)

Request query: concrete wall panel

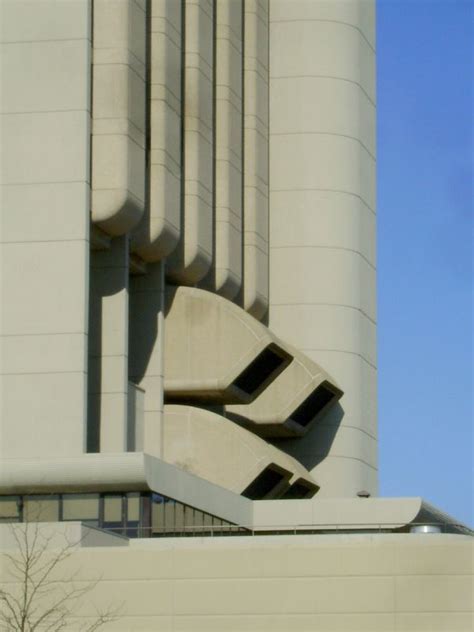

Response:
(0, 0), (90, 41)
(0, 0), (91, 462)
(269, 0), (375, 48)
(270, 18), (375, 103)
(1, 534), (470, 630)
(271, 190), (376, 266)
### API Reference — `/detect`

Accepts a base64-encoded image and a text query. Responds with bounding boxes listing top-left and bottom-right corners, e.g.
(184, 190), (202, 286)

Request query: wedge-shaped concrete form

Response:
(225, 345), (343, 437)
(164, 286), (291, 403)
(163, 405), (319, 499)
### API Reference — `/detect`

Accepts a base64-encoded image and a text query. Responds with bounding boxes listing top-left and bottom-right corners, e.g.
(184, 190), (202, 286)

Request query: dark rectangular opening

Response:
(281, 481), (319, 500)
(232, 344), (290, 398)
(289, 382), (336, 428)
(242, 467), (286, 500)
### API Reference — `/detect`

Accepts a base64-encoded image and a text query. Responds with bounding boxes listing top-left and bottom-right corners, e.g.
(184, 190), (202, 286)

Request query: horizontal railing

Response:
(87, 521), (473, 539)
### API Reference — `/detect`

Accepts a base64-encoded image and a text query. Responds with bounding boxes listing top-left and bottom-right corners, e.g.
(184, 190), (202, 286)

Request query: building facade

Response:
(0, 0), (471, 629)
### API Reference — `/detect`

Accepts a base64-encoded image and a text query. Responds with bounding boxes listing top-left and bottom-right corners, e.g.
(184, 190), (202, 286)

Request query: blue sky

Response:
(377, 0), (473, 526)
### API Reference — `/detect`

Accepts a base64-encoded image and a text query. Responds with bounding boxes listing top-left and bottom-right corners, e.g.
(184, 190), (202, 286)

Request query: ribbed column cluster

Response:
(86, 0), (273, 462)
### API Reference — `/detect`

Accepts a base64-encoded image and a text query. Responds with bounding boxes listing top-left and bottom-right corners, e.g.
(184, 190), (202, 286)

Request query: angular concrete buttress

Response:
(163, 405), (319, 498)
(164, 286), (291, 403)
(91, 0), (146, 236)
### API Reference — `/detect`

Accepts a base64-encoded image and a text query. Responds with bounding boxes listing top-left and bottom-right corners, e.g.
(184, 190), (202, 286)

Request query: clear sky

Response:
(377, 0), (473, 526)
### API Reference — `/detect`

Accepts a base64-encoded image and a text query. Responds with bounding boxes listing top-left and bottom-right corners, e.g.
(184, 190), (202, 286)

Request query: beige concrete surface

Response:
(167, 0), (214, 284)
(1, 531), (470, 631)
(133, 0), (182, 261)
(0, 0), (91, 458)
(163, 404), (317, 497)
(243, 0), (269, 320)
(213, 0), (243, 299)
(88, 237), (130, 453)
(164, 286), (290, 403)
(91, 0), (146, 236)
(129, 263), (166, 456)
(268, 0), (378, 497)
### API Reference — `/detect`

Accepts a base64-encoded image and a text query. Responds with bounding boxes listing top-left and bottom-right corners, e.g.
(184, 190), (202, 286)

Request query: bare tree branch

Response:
(0, 518), (119, 632)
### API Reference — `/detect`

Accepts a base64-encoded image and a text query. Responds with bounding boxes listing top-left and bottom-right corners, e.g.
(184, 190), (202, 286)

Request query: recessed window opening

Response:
(242, 466), (286, 500)
(0, 492), (239, 538)
(232, 344), (291, 398)
(290, 382), (336, 428)
(281, 481), (318, 500)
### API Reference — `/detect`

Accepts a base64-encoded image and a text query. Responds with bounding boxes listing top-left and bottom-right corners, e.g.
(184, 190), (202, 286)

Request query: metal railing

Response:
(89, 521), (473, 539)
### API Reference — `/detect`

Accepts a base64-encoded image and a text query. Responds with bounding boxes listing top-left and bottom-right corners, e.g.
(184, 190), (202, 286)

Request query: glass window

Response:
(151, 494), (165, 534)
(103, 496), (123, 523)
(175, 502), (185, 530)
(184, 505), (195, 530)
(126, 493), (140, 522)
(164, 499), (175, 531)
(193, 508), (204, 532)
(24, 496), (59, 522)
(62, 494), (99, 521)
(0, 496), (20, 520)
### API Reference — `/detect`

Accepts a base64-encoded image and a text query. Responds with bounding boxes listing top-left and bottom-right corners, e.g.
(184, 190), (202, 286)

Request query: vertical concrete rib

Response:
(88, 237), (129, 453)
(91, 0), (146, 236)
(213, 0), (243, 299)
(0, 0), (92, 457)
(133, 0), (182, 261)
(268, 0), (378, 496)
(242, 0), (269, 320)
(129, 263), (165, 457)
(166, 0), (214, 284)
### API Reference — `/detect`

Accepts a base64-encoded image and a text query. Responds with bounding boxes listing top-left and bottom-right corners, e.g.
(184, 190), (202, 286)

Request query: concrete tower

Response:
(268, 0), (377, 496)
(1, 3), (471, 630)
